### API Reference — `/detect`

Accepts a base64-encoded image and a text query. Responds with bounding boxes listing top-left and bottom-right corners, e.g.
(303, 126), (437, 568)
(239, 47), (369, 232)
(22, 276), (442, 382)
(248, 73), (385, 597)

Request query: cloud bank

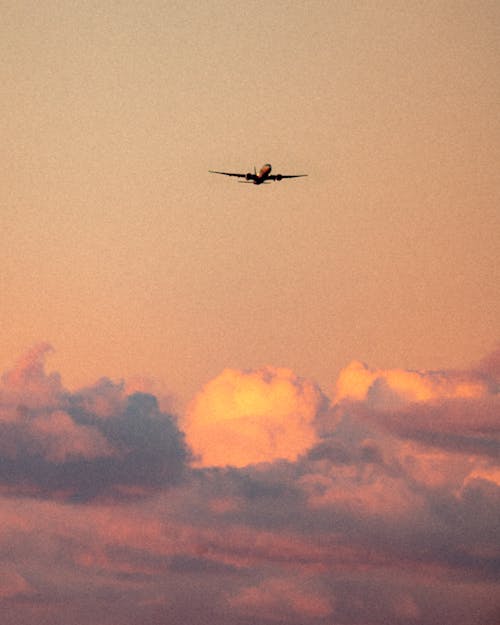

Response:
(0, 345), (499, 625)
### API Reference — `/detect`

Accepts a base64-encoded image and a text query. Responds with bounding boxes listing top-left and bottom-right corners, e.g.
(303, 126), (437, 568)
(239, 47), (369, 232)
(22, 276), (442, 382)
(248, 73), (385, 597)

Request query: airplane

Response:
(209, 163), (307, 185)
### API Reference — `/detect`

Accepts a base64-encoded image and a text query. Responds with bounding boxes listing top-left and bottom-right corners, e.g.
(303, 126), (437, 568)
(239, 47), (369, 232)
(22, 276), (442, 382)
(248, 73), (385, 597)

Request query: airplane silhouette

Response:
(209, 163), (307, 185)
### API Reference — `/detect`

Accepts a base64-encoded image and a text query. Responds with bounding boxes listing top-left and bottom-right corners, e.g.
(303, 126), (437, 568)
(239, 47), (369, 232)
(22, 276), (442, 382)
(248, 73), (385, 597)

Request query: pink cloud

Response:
(230, 576), (333, 620)
(30, 410), (114, 462)
(1, 343), (62, 408)
(0, 565), (31, 599)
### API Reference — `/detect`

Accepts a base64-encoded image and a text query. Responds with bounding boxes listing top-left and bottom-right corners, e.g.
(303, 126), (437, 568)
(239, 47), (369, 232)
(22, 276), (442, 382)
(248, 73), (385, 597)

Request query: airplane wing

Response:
(267, 174), (308, 180)
(209, 170), (247, 178)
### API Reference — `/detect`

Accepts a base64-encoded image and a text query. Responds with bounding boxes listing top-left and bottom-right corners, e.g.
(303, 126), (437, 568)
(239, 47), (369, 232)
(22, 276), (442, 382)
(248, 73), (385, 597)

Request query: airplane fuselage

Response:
(247, 163), (273, 184)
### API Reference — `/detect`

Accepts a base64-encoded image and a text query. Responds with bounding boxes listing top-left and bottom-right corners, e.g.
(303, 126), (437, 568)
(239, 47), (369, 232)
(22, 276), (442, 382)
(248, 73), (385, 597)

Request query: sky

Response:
(1, 1), (499, 624)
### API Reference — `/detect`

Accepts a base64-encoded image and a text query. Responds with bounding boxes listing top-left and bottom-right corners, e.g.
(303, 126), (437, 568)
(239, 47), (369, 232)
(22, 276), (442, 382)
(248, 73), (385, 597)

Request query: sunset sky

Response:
(1, 1), (499, 624)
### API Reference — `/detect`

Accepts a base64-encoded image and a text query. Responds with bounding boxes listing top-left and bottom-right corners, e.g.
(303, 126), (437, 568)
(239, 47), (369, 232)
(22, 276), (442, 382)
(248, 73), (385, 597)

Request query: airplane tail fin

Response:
(254, 165), (257, 176)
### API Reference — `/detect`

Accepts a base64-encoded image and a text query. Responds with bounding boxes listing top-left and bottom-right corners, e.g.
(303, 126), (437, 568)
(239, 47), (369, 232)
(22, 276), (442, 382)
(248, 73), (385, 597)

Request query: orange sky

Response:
(2, 4), (499, 619)
(2, 0), (499, 410)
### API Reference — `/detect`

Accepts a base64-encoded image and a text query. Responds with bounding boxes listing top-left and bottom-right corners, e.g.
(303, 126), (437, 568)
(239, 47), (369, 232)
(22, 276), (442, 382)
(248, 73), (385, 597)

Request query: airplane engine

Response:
(276, 174), (283, 181)
(246, 173), (253, 180)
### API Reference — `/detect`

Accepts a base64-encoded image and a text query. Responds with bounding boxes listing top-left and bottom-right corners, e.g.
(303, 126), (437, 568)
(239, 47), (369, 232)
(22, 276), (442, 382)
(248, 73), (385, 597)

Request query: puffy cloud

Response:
(331, 358), (499, 465)
(334, 360), (488, 406)
(0, 343), (62, 410)
(29, 410), (114, 462)
(0, 347), (189, 500)
(183, 367), (325, 467)
(69, 377), (127, 419)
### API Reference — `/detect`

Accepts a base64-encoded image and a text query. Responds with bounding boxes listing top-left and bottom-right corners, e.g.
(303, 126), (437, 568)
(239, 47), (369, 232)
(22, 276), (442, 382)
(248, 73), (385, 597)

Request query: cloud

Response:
(1, 343), (62, 409)
(475, 345), (500, 385)
(0, 565), (31, 599)
(183, 367), (326, 467)
(1, 346), (500, 625)
(334, 359), (488, 406)
(0, 346), (189, 500)
(229, 576), (333, 621)
(29, 410), (114, 462)
(330, 358), (500, 463)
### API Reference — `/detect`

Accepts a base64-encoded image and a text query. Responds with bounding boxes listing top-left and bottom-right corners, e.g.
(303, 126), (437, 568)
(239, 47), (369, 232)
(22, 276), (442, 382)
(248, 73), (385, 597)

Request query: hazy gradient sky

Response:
(1, 4), (500, 623)
(2, 0), (499, 406)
